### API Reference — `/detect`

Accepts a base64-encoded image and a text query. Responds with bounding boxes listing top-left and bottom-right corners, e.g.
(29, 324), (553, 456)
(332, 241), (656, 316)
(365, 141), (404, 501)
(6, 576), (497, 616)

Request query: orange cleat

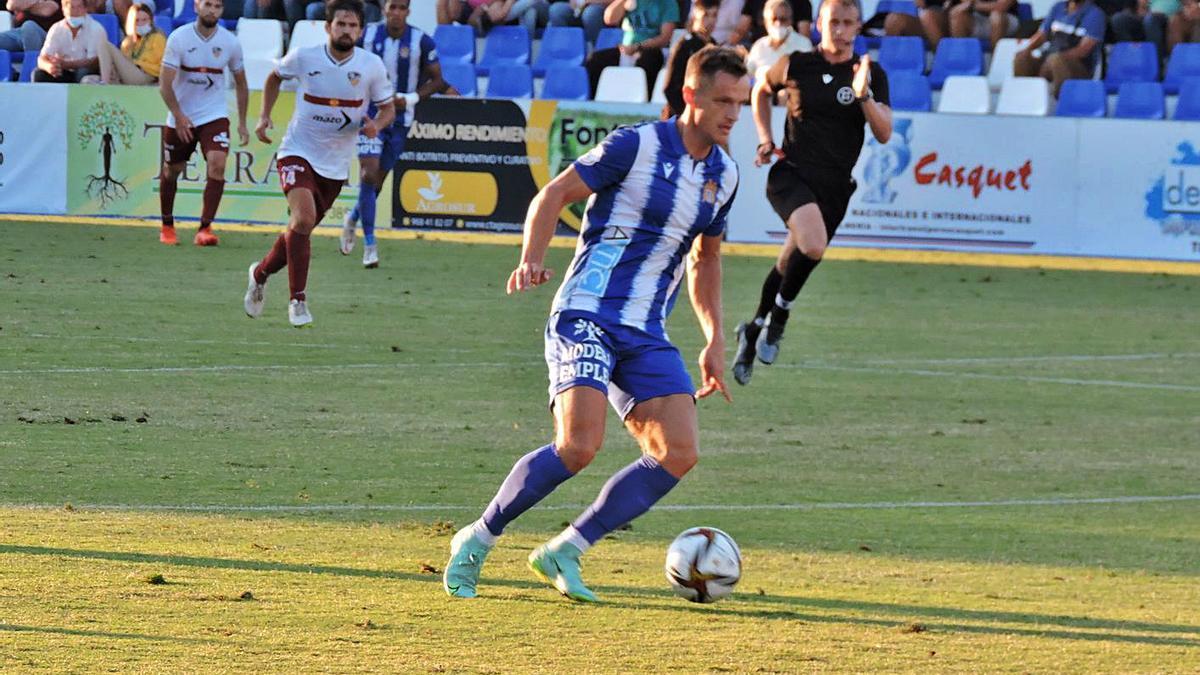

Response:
(194, 227), (220, 247)
(160, 226), (179, 246)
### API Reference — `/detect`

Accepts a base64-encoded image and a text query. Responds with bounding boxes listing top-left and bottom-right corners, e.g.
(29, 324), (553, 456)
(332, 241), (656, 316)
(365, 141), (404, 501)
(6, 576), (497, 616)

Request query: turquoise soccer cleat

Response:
(528, 542), (599, 603)
(443, 527), (492, 599)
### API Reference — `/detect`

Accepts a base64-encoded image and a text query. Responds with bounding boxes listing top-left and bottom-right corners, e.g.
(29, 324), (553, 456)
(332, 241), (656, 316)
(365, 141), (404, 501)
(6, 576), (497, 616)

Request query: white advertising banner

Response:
(0, 83), (69, 215)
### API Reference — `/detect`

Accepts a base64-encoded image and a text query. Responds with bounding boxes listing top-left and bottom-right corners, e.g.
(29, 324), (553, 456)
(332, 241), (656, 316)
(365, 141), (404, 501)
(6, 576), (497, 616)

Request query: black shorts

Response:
(765, 161), (857, 240)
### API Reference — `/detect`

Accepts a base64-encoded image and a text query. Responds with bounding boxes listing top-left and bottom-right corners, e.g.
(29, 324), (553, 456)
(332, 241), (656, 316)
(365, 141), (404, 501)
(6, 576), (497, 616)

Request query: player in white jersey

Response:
(157, 0), (248, 247)
(244, 0), (393, 328)
(442, 47), (747, 603)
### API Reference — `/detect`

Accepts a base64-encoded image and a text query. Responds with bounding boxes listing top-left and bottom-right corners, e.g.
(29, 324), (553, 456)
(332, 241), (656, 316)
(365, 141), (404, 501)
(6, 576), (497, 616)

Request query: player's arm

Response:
(752, 55), (787, 166)
(368, 99), (396, 134)
(158, 66), (196, 144)
(688, 233), (731, 402)
(507, 166), (594, 294)
(230, 45), (250, 146)
(853, 56), (892, 143)
(255, 70), (283, 143)
(416, 61), (449, 99)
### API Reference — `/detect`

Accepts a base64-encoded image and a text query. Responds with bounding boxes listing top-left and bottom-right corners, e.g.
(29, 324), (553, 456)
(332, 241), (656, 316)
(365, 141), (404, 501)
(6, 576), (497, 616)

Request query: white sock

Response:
(470, 519), (497, 547)
(774, 293), (793, 311)
(548, 526), (591, 555)
(752, 316), (765, 327)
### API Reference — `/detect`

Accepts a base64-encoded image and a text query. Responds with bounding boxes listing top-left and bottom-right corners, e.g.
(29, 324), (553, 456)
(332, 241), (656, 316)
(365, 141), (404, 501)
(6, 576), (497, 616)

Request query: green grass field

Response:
(2, 219), (1198, 673)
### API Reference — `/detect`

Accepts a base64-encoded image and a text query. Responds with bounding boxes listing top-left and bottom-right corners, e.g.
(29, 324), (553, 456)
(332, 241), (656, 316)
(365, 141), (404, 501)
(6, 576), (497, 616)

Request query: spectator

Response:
(948, 0), (1019, 48)
(242, 0), (304, 28)
(585, 0), (679, 98)
(661, 0), (718, 117)
(465, 0), (549, 33)
(1111, 0), (1187, 56)
(732, 0), (811, 45)
(1169, 0), (1199, 49)
(1013, 0), (1105, 95)
(2, 0), (61, 54)
(108, 0), (154, 22)
(305, 0), (381, 23)
(884, 0), (950, 48)
(98, 1), (163, 83)
(745, 0), (811, 80)
(548, 0), (609, 43)
(711, 0), (744, 46)
(35, 0), (104, 81)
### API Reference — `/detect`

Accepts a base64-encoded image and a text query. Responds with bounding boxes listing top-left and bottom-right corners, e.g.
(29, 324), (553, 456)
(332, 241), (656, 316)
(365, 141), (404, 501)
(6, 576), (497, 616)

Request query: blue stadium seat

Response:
(440, 61), (477, 97)
(1054, 79), (1106, 117)
(1174, 78), (1200, 120)
(1017, 2), (1033, 21)
(594, 26), (622, 51)
(1104, 41), (1157, 93)
(433, 24), (475, 65)
(539, 65), (589, 100)
(154, 14), (172, 34)
(877, 0), (918, 16)
(1114, 80), (1164, 118)
(18, 50), (37, 81)
(928, 37), (983, 88)
(879, 35), (925, 75)
(0, 50), (10, 82)
(485, 63), (533, 98)
(92, 13), (121, 46)
(886, 71), (932, 111)
(854, 35), (868, 53)
(477, 25), (530, 75)
(533, 26), (584, 76)
(1163, 43), (1200, 94)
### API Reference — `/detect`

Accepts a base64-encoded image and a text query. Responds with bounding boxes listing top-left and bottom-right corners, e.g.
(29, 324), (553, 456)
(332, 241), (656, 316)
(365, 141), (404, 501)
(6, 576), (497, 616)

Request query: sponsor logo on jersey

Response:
(307, 70), (322, 76)
(702, 179), (718, 204)
(822, 73), (833, 84)
(212, 46), (222, 58)
(399, 170), (497, 216)
(399, 45), (410, 59)
(347, 70), (362, 86)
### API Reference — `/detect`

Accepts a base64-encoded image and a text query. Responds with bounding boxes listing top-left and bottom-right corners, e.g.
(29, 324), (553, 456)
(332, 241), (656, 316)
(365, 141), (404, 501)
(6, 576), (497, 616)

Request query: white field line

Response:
(778, 363), (1200, 393)
(5, 494), (1200, 514)
(16, 333), (513, 355)
(866, 352), (1200, 365)
(0, 362), (523, 375)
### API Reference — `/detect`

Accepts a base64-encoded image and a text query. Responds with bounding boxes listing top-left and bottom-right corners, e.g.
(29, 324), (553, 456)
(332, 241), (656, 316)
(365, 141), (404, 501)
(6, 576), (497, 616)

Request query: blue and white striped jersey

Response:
(363, 22), (438, 126)
(551, 120), (739, 337)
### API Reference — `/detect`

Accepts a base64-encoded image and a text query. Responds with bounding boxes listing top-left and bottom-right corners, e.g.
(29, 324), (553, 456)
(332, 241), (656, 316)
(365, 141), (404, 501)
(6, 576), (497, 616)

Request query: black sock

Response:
(753, 266), (784, 325)
(771, 252), (822, 328)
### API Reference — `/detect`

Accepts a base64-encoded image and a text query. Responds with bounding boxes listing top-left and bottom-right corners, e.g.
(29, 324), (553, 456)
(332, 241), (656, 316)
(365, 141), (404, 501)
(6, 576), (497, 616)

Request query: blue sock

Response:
(480, 444), (575, 537)
(573, 455), (679, 545)
(357, 183), (377, 246)
(347, 204), (359, 224)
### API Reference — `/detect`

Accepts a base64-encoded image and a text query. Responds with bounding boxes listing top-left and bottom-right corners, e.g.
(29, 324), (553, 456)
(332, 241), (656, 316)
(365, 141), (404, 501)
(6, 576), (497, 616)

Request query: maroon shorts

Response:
(164, 118), (230, 165)
(276, 156), (345, 225)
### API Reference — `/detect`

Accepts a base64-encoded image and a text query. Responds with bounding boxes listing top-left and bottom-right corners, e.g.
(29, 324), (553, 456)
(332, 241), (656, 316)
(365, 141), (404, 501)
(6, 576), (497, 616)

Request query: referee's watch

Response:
(856, 88), (874, 103)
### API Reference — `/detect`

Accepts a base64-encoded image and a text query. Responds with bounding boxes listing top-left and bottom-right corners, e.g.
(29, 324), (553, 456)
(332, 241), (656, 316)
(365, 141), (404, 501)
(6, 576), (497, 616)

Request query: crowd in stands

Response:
(3, 0), (1199, 118)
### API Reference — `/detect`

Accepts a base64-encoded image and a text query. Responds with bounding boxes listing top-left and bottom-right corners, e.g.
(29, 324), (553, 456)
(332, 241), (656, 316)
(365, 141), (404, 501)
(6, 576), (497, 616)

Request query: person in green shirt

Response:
(585, 0), (681, 99)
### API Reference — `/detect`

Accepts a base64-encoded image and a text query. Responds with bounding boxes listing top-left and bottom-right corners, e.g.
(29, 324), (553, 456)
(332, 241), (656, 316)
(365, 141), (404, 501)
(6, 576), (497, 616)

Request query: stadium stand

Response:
(440, 61), (478, 97)
(1055, 79), (1107, 117)
(154, 14), (173, 35)
(1114, 81), (1165, 119)
(595, 66), (648, 103)
(1174, 79), (1200, 120)
(532, 25), (584, 76)
(0, 50), (10, 82)
(937, 75), (991, 113)
(92, 14), (122, 47)
(433, 24), (475, 65)
(486, 63), (533, 98)
(594, 26), (622, 52)
(879, 35), (925, 75)
(887, 71), (933, 111)
(987, 38), (1023, 90)
(237, 18), (284, 90)
(0, 10), (12, 32)
(477, 25), (530, 76)
(928, 37), (984, 88)
(1103, 41), (1158, 93)
(1162, 43), (1200, 95)
(540, 65), (589, 100)
(18, 49), (36, 82)
(287, 20), (326, 55)
(995, 76), (1052, 116)
(650, 67), (666, 104)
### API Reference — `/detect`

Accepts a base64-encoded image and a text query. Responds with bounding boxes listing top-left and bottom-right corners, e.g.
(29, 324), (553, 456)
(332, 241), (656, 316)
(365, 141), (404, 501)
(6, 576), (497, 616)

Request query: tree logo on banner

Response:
(77, 101), (134, 207)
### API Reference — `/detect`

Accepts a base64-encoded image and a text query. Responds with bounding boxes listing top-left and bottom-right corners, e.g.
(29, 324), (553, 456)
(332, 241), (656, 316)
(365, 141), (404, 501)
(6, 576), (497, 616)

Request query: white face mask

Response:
(67, 15), (85, 27)
(136, 23), (152, 35)
(768, 24), (791, 41)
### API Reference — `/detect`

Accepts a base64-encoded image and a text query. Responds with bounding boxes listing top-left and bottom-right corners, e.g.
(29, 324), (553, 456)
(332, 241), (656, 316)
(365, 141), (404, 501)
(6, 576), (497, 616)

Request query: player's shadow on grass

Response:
(0, 623), (222, 644)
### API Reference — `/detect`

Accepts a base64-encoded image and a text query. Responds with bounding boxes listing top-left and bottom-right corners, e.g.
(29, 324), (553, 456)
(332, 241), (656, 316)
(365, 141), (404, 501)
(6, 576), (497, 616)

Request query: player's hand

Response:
(362, 117), (379, 139)
(506, 261), (553, 294)
(852, 54), (872, 100)
(237, 123), (250, 147)
(175, 113), (194, 144)
(696, 340), (732, 403)
(255, 116), (273, 144)
(755, 140), (781, 167)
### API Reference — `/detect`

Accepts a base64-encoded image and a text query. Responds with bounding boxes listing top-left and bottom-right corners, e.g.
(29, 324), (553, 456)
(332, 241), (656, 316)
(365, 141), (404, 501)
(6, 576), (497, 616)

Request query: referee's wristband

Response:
(756, 141), (775, 155)
(856, 88), (874, 103)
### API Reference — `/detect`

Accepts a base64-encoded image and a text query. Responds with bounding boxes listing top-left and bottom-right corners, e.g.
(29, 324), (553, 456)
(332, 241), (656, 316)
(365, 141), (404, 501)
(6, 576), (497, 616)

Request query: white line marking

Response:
(0, 362), (525, 375)
(5, 494), (1199, 514)
(867, 352), (1200, 365)
(21, 333), (347, 350)
(782, 363), (1200, 393)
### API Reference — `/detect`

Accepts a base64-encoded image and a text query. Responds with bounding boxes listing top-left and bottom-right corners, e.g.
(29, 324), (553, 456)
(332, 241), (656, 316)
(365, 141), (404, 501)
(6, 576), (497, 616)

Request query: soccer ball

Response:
(664, 527), (742, 603)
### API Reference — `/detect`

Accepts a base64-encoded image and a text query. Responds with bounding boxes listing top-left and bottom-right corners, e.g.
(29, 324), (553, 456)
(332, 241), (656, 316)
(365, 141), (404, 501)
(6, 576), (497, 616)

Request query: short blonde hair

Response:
(819, 0), (862, 19)
(764, 0), (793, 21)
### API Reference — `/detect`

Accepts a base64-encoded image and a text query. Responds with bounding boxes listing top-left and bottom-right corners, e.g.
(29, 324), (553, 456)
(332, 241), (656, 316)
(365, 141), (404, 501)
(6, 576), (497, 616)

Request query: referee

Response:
(732, 0), (892, 385)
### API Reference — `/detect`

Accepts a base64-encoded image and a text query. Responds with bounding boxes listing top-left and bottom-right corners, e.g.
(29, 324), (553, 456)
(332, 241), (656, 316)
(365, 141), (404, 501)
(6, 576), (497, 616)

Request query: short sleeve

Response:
(662, 0), (680, 25)
(227, 36), (244, 73)
(706, 183), (737, 237)
(275, 48), (301, 79)
(421, 34), (438, 65)
(161, 30), (181, 69)
(572, 125), (641, 193)
(1040, 3), (1059, 32)
(41, 23), (65, 57)
(370, 58), (394, 104)
(1083, 6), (1107, 40)
(763, 52), (791, 92)
(870, 62), (889, 106)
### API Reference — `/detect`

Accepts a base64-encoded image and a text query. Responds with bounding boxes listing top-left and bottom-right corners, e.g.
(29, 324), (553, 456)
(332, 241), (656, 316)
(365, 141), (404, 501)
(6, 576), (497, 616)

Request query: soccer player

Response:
(339, 0), (447, 269)
(244, 0), (394, 327)
(731, 0), (891, 385)
(442, 46), (747, 603)
(157, 0), (249, 247)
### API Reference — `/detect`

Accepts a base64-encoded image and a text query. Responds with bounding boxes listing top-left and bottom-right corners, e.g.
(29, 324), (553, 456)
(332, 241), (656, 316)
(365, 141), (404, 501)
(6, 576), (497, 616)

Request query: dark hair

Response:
(325, 0), (365, 26)
(684, 45), (749, 89)
(693, 0), (721, 8)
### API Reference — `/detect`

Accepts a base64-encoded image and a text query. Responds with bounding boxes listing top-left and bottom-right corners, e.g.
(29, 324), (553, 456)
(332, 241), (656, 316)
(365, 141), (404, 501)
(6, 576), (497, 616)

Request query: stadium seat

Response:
(154, 14), (172, 35)
(288, 20), (326, 55)
(876, 0), (918, 15)
(409, 0), (436, 33)
(995, 76), (1051, 115)
(854, 35), (868, 53)
(878, 35), (925, 75)
(18, 50), (36, 82)
(1174, 78), (1200, 120)
(485, 63), (533, 98)
(1017, 2), (1033, 20)
(0, 50), (10, 82)
(440, 61), (477, 97)
(594, 26), (622, 51)
(1054, 79), (1106, 117)
(477, 25), (530, 76)
(1104, 41), (1157, 93)
(886, 71), (932, 111)
(928, 37), (984, 88)
(0, 10), (12, 32)
(987, 38), (1023, 90)
(595, 66), (648, 103)
(532, 26), (584, 76)
(539, 65), (589, 100)
(237, 18), (283, 59)
(650, 67), (667, 103)
(434, 24), (475, 65)
(1113, 80), (1164, 119)
(1163, 43), (1200, 94)
(241, 58), (276, 90)
(92, 13), (121, 46)
(936, 75), (991, 113)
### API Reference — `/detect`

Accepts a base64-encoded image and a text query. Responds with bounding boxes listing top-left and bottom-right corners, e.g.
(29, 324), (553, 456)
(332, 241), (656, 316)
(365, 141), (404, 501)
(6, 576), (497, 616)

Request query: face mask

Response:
(768, 25), (791, 41)
(136, 23), (152, 36)
(67, 15), (85, 27)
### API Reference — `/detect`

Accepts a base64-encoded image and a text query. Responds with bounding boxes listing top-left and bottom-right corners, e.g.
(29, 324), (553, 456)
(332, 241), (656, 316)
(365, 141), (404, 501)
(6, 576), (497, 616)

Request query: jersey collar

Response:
(664, 117), (717, 167)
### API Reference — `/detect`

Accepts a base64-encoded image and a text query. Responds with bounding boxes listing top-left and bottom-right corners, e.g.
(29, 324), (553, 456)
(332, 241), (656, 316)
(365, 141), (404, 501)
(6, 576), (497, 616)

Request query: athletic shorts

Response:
(544, 310), (695, 419)
(971, 11), (1019, 41)
(356, 124), (409, 174)
(164, 118), (230, 165)
(766, 161), (857, 240)
(276, 155), (345, 225)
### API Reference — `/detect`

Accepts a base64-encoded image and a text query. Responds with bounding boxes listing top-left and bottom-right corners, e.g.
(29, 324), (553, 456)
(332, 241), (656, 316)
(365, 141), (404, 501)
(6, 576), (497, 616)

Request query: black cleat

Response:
(732, 321), (760, 385)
